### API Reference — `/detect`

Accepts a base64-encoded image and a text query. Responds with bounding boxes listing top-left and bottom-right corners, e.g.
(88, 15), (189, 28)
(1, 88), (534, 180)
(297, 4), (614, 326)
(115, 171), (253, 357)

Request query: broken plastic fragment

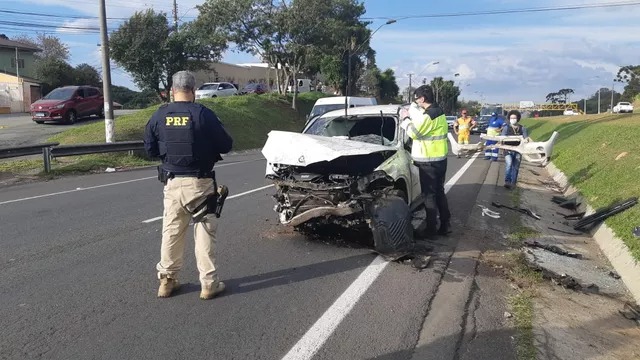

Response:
(477, 205), (501, 219)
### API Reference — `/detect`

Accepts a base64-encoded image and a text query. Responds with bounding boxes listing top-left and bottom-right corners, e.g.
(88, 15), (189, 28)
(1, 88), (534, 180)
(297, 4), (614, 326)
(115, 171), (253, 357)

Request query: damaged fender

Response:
(447, 131), (559, 165)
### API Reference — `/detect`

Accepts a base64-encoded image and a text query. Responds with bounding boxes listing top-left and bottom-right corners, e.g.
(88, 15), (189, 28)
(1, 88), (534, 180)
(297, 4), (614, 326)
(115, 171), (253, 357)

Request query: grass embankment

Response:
(0, 92), (328, 177)
(521, 112), (640, 262)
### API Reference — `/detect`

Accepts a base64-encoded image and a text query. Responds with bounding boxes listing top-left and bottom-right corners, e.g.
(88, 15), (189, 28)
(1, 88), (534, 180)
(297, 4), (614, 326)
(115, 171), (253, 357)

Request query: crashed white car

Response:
(261, 105), (427, 258)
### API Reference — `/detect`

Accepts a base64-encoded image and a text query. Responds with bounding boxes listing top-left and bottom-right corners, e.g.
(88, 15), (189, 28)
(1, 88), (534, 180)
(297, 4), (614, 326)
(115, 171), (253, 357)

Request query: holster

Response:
(157, 166), (174, 185)
(191, 181), (229, 223)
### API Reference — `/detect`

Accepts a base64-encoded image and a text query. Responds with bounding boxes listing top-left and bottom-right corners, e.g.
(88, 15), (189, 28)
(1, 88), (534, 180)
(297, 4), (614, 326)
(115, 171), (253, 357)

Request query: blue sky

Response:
(2, 0), (639, 103)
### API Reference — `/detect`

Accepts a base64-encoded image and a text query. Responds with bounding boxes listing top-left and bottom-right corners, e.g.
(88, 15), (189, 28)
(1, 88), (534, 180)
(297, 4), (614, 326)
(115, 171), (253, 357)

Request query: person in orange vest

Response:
(453, 109), (476, 158)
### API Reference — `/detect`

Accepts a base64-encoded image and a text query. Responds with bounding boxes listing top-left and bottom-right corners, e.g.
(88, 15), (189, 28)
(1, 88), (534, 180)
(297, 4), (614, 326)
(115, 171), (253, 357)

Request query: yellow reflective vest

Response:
(405, 105), (449, 162)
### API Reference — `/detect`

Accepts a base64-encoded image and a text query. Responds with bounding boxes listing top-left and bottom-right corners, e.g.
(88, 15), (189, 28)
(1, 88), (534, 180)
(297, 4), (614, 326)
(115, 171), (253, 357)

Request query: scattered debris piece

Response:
(562, 212), (585, 220)
(477, 204), (501, 219)
(615, 152), (628, 161)
(548, 227), (583, 236)
(504, 311), (513, 319)
(608, 271), (621, 280)
(524, 240), (583, 259)
(619, 302), (640, 326)
(633, 226), (640, 238)
(491, 201), (541, 220)
(574, 197), (638, 231)
(105, 167), (116, 173)
(397, 254), (432, 270)
(529, 169), (541, 176)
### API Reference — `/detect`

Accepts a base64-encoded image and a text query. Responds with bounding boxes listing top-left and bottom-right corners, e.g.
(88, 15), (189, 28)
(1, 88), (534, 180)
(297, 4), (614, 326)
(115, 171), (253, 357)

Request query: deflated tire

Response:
(368, 194), (415, 260)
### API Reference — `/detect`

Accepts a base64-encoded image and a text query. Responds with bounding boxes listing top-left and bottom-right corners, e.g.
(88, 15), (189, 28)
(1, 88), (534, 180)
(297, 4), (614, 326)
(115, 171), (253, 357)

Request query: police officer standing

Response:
(144, 71), (233, 299)
(400, 85), (451, 236)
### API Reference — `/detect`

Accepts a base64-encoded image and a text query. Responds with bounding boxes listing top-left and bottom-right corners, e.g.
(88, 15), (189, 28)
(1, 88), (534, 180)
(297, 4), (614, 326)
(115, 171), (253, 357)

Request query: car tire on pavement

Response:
(65, 110), (77, 125)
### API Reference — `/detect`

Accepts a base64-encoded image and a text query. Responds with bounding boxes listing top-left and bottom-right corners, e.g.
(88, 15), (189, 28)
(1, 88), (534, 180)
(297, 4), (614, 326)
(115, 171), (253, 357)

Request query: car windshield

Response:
(619, 102), (631, 105)
(198, 84), (219, 90)
(309, 104), (348, 118)
(43, 88), (76, 100)
(304, 115), (397, 146)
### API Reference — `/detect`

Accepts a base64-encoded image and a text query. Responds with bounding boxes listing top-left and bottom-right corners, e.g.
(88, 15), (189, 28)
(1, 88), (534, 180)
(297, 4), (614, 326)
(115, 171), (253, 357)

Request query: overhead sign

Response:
(519, 101), (535, 108)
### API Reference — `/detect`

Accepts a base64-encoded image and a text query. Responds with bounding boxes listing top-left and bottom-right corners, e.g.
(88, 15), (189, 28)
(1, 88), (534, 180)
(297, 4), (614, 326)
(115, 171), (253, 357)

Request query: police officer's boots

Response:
(158, 274), (180, 298)
(200, 281), (226, 300)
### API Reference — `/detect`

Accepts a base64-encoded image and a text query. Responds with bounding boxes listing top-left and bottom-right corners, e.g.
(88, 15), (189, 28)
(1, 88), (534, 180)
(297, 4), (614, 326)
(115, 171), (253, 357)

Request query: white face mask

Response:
(510, 118), (518, 125)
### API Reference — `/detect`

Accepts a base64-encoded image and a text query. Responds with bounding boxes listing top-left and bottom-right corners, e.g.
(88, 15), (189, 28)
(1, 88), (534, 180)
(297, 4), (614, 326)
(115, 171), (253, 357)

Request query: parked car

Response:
(30, 85), (104, 124)
(563, 109), (580, 116)
(239, 83), (269, 95)
(445, 115), (457, 129)
(613, 102), (634, 113)
(195, 82), (238, 99)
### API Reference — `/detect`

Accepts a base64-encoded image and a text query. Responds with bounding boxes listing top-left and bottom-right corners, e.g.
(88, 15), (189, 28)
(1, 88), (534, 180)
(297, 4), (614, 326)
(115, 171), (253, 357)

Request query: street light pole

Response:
(99, 0), (115, 143)
(345, 19), (396, 116)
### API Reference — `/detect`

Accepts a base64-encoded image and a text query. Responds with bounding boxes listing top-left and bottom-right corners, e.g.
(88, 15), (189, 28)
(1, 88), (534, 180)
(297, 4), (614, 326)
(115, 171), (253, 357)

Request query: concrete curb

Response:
(545, 161), (640, 304)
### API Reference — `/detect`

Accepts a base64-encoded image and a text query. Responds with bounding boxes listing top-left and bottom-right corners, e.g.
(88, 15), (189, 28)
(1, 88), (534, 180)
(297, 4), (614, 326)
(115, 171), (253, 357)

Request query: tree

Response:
(110, 9), (227, 101)
(546, 88), (574, 104)
(35, 58), (75, 94)
(73, 63), (101, 87)
(13, 33), (69, 61)
(430, 77), (460, 115)
(378, 68), (399, 103)
(615, 65), (640, 102)
(457, 99), (481, 116)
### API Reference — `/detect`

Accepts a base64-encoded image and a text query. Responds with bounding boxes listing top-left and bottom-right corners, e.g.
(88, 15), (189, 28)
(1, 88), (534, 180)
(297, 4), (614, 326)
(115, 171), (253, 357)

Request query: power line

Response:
(361, 1), (640, 20)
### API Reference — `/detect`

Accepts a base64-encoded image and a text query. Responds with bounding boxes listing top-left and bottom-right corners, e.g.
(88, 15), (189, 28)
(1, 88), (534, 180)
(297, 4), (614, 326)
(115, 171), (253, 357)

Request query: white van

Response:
(306, 96), (378, 123)
(287, 79), (313, 93)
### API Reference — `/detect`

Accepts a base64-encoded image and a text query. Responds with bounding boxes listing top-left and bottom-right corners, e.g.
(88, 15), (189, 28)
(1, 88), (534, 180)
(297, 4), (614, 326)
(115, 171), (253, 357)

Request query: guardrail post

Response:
(43, 147), (52, 173)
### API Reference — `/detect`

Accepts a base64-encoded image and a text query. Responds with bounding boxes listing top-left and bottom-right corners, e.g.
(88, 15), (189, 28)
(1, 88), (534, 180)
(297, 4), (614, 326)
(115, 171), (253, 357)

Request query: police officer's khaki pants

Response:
(156, 177), (219, 287)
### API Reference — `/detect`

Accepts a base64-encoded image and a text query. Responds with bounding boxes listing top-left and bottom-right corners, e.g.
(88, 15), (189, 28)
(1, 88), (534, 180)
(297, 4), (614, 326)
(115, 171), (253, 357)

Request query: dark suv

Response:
(31, 85), (104, 124)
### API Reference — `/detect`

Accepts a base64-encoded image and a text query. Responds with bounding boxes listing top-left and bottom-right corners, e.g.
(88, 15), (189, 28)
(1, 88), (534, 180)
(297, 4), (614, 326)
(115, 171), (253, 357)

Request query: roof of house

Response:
(0, 37), (41, 52)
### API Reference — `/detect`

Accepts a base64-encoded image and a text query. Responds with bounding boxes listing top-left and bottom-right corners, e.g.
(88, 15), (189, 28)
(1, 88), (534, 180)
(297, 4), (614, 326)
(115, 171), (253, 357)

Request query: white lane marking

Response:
(281, 153), (479, 360)
(0, 159), (263, 206)
(141, 184), (274, 223)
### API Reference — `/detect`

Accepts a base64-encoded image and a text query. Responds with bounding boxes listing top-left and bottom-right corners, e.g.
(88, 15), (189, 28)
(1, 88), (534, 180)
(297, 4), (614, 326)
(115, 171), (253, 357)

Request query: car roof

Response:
(320, 104), (402, 118)
(314, 96), (377, 105)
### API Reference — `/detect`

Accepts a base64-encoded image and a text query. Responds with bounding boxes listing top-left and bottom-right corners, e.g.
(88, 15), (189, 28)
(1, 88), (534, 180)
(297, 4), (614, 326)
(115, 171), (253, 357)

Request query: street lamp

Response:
(345, 19), (397, 115)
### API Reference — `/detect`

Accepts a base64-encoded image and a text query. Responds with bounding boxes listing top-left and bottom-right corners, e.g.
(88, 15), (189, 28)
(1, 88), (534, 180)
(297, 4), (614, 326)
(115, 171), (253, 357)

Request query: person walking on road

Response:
(400, 85), (451, 236)
(453, 108), (476, 158)
(144, 70), (233, 299)
(502, 110), (529, 189)
(484, 112), (505, 161)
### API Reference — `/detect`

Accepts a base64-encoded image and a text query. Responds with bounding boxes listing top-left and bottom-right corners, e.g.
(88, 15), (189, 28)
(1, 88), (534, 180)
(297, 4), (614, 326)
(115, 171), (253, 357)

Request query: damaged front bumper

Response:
(270, 170), (395, 227)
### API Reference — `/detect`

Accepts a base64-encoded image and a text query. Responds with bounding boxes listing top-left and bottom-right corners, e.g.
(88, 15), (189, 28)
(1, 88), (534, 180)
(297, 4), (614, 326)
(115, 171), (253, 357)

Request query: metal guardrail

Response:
(0, 141), (145, 173)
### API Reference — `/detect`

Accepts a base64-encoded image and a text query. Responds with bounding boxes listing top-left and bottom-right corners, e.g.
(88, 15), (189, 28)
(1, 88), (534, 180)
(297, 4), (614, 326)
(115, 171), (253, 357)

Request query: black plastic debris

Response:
(619, 302), (640, 326)
(608, 271), (621, 280)
(633, 226), (640, 238)
(573, 197), (638, 231)
(524, 240), (583, 259)
(491, 201), (541, 220)
(548, 227), (583, 236)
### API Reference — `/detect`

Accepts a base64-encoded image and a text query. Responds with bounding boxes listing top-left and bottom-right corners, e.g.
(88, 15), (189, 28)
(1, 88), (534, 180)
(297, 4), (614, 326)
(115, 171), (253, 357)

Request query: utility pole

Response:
(598, 88), (601, 114)
(99, 0), (115, 143)
(610, 80), (615, 113)
(172, 0), (178, 30)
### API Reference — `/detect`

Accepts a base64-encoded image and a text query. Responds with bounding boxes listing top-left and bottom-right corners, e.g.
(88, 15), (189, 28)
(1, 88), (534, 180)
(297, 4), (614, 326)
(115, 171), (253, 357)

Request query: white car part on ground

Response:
(447, 131), (559, 165)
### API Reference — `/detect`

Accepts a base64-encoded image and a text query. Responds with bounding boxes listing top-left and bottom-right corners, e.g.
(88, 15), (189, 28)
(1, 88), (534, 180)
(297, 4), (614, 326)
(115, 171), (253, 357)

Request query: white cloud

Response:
(372, 5), (640, 103)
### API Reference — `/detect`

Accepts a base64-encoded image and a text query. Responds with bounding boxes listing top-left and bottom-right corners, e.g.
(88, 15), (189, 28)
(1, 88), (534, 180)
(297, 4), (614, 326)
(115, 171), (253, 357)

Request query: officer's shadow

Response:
(171, 253), (375, 297)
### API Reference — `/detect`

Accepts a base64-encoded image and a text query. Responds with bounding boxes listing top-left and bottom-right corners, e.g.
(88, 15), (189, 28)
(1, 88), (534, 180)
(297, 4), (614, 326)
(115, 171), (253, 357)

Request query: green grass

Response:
(521, 113), (640, 262)
(509, 291), (537, 360)
(1, 92), (328, 177)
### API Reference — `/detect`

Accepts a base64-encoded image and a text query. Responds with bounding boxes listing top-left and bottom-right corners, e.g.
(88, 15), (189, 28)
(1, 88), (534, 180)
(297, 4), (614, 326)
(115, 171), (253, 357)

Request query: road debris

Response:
(573, 197), (638, 231)
(548, 226), (583, 235)
(105, 167), (116, 173)
(477, 204), (501, 219)
(491, 201), (541, 220)
(504, 311), (513, 318)
(615, 152), (628, 161)
(619, 302), (640, 326)
(524, 240), (583, 259)
(608, 271), (621, 280)
(633, 226), (640, 238)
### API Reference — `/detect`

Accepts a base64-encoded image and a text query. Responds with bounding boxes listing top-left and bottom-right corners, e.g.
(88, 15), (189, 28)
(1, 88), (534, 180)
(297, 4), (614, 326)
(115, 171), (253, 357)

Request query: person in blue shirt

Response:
(501, 110), (529, 189)
(484, 112), (505, 160)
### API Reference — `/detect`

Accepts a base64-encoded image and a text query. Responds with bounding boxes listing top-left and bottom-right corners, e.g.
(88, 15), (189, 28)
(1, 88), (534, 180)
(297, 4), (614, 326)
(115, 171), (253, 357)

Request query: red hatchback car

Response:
(31, 85), (104, 124)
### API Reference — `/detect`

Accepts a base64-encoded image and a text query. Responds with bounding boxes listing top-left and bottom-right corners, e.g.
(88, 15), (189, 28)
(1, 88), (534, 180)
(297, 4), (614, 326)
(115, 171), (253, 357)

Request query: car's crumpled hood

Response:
(261, 130), (395, 167)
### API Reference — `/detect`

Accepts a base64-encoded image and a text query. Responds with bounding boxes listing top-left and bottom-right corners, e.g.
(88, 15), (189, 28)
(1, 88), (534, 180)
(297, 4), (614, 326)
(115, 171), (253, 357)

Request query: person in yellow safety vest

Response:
(453, 108), (476, 158)
(399, 85), (451, 236)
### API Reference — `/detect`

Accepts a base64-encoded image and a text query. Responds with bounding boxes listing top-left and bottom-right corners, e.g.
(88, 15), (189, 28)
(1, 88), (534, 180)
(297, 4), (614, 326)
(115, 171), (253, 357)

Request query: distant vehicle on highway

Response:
(30, 85), (104, 125)
(613, 102), (634, 113)
(239, 83), (269, 95)
(471, 115), (490, 134)
(446, 115), (457, 129)
(563, 109), (580, 116)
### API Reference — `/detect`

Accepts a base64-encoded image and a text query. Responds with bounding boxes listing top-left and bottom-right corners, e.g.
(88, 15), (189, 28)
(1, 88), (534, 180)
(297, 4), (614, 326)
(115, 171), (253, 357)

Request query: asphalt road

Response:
(0, 110), (139, 148)
(0, 137), (515, 360)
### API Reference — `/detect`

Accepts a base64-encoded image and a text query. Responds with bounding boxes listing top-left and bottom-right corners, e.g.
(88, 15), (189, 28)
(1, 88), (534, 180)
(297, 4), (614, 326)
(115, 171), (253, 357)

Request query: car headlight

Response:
(54, 103), (65, 109)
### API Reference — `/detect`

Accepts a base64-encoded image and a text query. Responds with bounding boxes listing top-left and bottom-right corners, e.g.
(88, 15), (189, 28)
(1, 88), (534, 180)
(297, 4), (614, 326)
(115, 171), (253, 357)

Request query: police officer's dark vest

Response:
(157, 102), (200, 170)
